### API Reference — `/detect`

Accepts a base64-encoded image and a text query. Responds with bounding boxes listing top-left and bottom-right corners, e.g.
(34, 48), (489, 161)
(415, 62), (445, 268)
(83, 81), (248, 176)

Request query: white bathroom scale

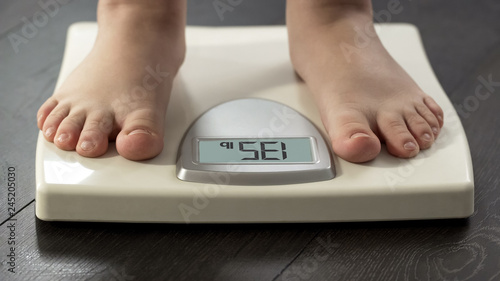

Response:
(35, 22), (474, 223)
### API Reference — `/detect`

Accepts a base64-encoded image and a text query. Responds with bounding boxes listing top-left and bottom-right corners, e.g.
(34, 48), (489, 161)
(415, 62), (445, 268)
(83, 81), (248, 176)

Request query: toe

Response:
(116, 109), (164, 161)
(76, 111), (114, 157)
(328, 109), (381, 163)
(423, 96), (444, 128)
(416, 100), (441, 138)
(404, 110), (434, 150)
(37, 98), (58, 130)
(41, 104), (70, 142)
(378, 112), (419, 158)
(54, 112), (86, 151)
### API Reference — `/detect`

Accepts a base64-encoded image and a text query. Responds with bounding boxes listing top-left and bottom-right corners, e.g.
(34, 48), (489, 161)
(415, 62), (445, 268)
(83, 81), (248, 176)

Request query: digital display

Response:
(197, 138), (315, 164)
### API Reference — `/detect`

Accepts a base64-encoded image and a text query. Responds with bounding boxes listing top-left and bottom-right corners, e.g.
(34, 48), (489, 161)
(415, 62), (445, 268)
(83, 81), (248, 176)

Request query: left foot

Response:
(287, 0), (444, 163)
(36, 1), (186, 160)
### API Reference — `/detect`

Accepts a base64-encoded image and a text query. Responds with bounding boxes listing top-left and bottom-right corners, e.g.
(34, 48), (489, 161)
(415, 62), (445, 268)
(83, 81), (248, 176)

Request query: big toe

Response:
(328, 109), (381, 163)
(116, 111), (165, 161)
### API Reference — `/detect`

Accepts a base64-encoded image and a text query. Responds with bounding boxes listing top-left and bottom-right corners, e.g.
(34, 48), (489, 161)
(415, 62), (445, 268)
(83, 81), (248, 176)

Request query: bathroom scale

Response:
(35, 22), (474, 223)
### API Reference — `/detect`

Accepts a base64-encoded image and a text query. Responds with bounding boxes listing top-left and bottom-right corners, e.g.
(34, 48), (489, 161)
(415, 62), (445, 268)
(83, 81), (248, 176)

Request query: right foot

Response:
(37, 1), (186, 160)
(286, 0), (444, 163)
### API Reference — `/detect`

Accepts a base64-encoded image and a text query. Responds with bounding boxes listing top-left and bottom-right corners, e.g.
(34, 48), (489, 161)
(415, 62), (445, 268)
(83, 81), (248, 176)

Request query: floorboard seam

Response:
(0, 199), (35, 226)
(271, 231), (321, 281)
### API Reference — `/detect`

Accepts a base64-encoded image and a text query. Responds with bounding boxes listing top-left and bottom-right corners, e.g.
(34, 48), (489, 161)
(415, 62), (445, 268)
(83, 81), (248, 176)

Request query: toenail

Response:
(432, 127), (439, 135)
(81, 140), (96, 151)
(57, 133), (69, 143)
(129, 129), (152, 136)
(351, 132), (371, 139)
(422, 133), (432, 141)
(438, 115), (443, 122)
(44, 127), (55, 137)
(404, 141), (417, 151)
(37, 115), (43, 123)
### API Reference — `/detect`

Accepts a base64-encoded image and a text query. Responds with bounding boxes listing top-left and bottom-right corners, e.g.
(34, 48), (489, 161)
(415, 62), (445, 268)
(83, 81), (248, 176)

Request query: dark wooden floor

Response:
(1, 0), (499, 280)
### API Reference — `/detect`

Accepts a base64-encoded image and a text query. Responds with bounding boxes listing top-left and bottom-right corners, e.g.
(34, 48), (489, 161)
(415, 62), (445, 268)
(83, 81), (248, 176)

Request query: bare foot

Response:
(287, 0), (444, 163)
(37, 0), (186, 160)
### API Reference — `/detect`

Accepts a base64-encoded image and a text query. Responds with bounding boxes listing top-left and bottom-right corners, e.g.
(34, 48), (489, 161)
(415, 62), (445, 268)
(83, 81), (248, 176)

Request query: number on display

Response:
(238, 141), (287, 161)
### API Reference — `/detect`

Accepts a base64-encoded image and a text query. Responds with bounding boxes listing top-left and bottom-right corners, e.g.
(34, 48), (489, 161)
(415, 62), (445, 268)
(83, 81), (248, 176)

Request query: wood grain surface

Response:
(0, 0), (499, 280)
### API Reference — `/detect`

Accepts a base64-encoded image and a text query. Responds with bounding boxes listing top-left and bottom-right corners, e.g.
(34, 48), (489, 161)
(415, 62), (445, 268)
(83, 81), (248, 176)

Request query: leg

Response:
(287, 0), (444, 163)
(37, 0), (186, 160)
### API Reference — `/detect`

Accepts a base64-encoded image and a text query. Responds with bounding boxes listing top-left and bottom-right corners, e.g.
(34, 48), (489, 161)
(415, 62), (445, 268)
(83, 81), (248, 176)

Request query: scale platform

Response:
(35, 22), (474, 223)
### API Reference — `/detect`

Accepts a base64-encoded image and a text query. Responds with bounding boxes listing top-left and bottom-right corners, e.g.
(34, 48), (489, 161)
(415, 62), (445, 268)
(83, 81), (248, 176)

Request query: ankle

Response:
(286, 0), (372, 25)
(98, 0), (186, 31)
(95, 0), (186, 72)
(287, 0), (377, 77)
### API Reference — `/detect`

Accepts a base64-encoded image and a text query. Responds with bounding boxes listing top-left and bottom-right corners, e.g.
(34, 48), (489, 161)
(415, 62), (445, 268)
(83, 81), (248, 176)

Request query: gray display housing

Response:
(176, 99), (336, 185)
